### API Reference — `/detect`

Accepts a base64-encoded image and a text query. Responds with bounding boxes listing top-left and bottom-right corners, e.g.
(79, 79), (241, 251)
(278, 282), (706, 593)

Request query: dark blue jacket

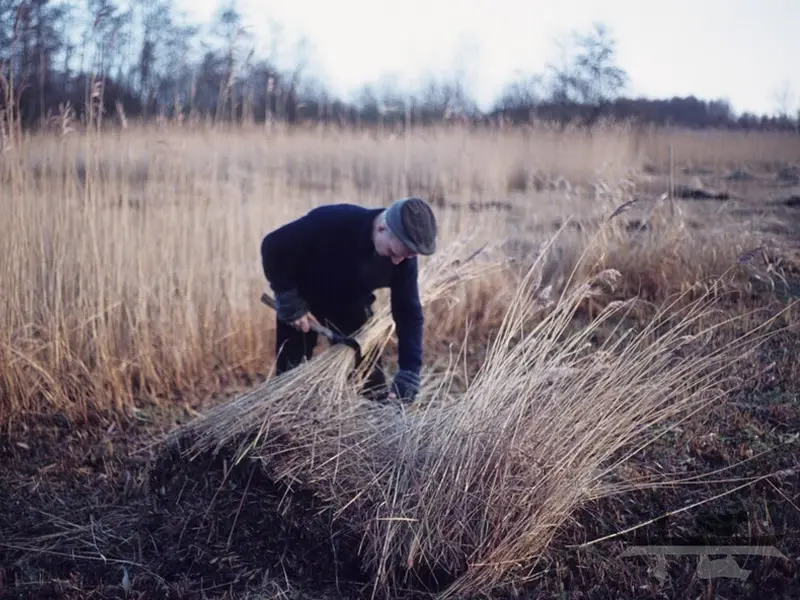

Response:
(260, 203), (424, 375)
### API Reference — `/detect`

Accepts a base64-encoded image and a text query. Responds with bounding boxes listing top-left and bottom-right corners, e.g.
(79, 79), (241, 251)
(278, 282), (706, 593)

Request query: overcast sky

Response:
(174, 0), (799, 116)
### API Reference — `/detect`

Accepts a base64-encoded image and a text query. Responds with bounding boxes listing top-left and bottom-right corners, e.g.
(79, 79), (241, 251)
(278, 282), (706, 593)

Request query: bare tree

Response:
(545, 22), (629, 127)
(773, 81), (794, 118)
(209, 0), (252, 122)
(493, 72), (544, 111)
(773, 80), (799, 132)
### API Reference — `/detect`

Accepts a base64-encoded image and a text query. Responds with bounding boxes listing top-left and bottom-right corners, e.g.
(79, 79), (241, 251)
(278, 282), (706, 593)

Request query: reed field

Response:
(1, 119), (800, 599)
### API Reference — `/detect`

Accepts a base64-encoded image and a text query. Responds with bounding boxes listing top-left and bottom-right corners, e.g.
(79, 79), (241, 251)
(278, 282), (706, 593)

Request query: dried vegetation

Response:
(2, 115), (800, 599)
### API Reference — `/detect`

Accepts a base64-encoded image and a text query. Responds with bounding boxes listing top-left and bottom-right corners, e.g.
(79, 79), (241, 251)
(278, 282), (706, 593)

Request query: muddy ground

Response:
(2, 161), (800, 600)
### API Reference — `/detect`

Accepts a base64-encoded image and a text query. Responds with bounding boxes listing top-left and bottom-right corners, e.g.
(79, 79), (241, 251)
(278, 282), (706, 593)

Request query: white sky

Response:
(174, 0), (800, 116)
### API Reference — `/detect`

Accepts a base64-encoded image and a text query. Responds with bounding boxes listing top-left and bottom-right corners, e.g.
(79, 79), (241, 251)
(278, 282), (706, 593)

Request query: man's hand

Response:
(391, 369), (420, 403)
(291, 312), (320, 333)
(275, 289), (312, 327)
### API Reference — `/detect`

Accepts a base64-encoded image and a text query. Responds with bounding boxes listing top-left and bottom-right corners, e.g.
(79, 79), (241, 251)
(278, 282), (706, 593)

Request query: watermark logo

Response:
(619, 545), (789, 583)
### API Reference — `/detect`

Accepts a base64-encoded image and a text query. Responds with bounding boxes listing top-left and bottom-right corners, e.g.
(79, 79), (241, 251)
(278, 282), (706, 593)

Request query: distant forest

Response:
(1, 0), (798, 132)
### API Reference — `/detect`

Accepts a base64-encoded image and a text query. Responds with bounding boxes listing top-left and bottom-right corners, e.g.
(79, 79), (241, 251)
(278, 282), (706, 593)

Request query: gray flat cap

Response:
(384, 197), (438, 255)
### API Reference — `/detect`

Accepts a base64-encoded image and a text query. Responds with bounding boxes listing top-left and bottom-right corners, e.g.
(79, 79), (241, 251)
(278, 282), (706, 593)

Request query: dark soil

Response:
(2, 316), (798, 600)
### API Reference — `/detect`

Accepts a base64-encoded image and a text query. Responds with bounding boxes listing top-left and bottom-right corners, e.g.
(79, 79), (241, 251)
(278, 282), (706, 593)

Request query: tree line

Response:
(1, 1), (798, 133)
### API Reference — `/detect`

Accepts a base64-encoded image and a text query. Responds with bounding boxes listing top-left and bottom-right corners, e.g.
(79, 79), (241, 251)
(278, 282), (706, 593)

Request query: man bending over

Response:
(260, 197), (438, 403)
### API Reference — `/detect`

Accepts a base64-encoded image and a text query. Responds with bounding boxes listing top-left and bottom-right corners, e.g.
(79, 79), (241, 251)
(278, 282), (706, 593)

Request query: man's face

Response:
(374, 224), (416, 264)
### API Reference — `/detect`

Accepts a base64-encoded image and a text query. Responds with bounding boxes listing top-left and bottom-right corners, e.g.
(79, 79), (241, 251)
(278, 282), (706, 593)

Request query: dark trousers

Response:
(274, 305), (387, 399)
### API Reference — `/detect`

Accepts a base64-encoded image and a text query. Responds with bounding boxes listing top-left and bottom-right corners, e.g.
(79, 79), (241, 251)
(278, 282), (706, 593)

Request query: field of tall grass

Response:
(2, 119), (799, 599)
(2, 121), (796, 427)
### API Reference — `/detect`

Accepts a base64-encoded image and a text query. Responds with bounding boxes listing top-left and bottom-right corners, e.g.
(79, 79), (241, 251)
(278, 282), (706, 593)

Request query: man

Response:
(260, 197), (438, 403)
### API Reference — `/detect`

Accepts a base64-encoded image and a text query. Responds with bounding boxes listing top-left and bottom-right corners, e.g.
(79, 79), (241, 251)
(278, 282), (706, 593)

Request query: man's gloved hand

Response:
(275, 289), (310, 323)
(391, 369), (420, 403)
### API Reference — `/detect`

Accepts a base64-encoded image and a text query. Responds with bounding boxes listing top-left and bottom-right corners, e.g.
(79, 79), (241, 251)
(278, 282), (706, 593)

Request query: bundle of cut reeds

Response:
(159, 237), (509, 492)
(151, 234), (791, 599)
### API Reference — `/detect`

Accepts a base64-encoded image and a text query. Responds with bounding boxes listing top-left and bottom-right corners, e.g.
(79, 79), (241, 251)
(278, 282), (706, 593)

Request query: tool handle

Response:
(260, 292), (337, 339)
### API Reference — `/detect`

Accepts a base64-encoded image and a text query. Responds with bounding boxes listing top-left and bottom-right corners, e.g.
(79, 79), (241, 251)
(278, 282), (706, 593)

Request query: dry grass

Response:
(2, 121), (797, 430)
(2, 119), (800, 598)
(155, 233), (795, 598)
(633, 124), (800, 170)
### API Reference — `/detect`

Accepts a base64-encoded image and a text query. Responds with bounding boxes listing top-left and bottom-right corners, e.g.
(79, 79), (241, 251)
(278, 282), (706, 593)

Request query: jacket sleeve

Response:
(260, 211), (318, 294)
(390, 257), (424, 375)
